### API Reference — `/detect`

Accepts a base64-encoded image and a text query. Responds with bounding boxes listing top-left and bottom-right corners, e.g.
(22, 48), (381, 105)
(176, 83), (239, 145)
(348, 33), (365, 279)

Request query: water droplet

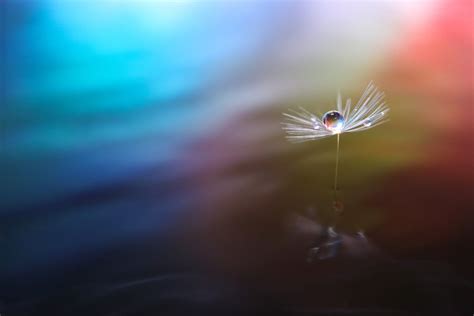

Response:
(310, 117), (320, 129)
(381, 111), (385, 116)
(322, 111), (344, 133)
(363, 119), (372, 127)
(332, 200), (344, 214)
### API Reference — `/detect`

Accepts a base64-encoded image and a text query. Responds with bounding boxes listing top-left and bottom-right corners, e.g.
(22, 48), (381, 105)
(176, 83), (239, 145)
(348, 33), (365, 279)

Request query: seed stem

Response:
(334, 133), (340, 200)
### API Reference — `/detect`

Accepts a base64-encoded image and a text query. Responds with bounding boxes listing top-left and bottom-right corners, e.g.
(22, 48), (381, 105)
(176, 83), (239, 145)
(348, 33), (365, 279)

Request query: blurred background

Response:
(1, 0), (473, 315)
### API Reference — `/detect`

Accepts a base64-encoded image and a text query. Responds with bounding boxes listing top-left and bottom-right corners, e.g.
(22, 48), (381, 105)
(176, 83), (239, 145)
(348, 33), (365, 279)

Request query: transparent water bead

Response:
(322, 111), (344, 133)
(333, 200), (344, 214)
(363, 119), (372, 127)
(310, 117), (320, 130)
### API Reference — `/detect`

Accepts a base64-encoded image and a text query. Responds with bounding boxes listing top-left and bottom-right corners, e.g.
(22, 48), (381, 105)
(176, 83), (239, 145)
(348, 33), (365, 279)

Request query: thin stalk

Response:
(334, 133), (340, 200)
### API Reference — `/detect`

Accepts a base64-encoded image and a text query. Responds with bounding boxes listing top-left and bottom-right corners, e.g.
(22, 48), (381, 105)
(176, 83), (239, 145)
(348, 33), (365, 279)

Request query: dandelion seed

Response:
(282, 81), (389, 211)
(282, 81), (389, 141)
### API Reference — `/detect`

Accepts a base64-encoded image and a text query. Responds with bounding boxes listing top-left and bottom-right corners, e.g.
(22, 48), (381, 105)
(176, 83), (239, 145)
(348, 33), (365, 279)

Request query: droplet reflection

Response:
(322, 111), (345, 133)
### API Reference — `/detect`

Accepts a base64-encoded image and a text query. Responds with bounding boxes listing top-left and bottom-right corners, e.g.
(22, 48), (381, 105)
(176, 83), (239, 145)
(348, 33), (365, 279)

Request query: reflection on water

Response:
(2, 0), (473, 315)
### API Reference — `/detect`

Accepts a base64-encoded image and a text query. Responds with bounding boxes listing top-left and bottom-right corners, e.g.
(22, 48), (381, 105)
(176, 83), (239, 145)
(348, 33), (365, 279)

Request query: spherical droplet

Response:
(333, 200), (344, 214)
(363, 119), (372, 127)
(310, 117), (321, 130)
(322, 111), (344, 133)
